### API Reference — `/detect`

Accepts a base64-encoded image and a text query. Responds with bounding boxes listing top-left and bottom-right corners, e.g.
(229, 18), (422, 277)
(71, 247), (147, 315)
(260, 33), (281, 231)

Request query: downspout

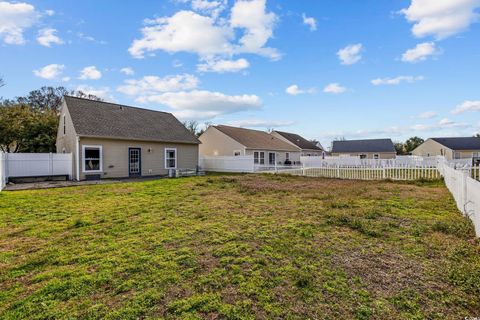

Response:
(76, 136), (80, 181)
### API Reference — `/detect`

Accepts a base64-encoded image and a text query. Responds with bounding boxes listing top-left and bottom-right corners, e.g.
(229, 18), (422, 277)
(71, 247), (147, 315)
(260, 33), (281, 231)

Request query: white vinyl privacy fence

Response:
(199, 155), (255, 173)
(438, 159), (480, 237)
(0, 153), (6, 191)
(0, 153), (73, 191)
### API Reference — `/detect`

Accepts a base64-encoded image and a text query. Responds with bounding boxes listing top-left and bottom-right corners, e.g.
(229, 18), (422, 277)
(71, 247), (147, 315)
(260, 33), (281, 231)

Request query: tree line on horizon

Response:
(0, 79), (102, 153)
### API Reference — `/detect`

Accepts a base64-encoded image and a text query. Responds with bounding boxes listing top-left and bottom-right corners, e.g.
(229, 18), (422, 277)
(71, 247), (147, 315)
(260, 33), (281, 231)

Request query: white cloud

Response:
(129, 0), (279, 61)
(129, 11), (233, 59)
(285, 84), (315, 96)
(76, 85), (116, 102)
(417, 111), (437, 119)
(230, 0), (279, 59)
(371, 75), (424, 85)
(120, 67), (135, 76)
(136, 90), (262, 120)
(452, 100), (480, 114)
(438, 117), (469, 128)
(79, 66), (102, 80)
(401, 42), (439, 63)
(77, 32), (107, 45)
(44, 9), (54, 16)
(37, 28), (63, 47)
(323, 83), (347, 94)
(117, 74), (199, 96)
(62, 76), (71, 82)
(191, 0), (227, 18)
(197, 58), (249, 73)
(227, 119), (294, 127)
(302, 13), (317, 31)
(337, 43), (362, 65)
(33, 64), (65, 79)
(401, 0), (480, 39)
(0, 1), (38, 44)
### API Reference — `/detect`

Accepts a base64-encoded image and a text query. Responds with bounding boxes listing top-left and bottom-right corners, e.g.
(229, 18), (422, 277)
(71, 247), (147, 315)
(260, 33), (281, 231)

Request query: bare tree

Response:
(0, 77), (5, 88)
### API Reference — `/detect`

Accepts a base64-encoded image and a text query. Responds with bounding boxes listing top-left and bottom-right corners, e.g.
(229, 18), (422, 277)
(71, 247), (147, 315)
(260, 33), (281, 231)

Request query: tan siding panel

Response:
(79, 138), (198, 180)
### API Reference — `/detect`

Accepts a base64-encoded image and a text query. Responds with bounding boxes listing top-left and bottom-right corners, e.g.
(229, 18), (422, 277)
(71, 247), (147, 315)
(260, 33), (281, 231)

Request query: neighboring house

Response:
(199, 125), (301, 165)
(270, 130), (325, 156)
(412, 137), (480, 160)
(331, 138), (396, 159)
(56, 96), (200, 181)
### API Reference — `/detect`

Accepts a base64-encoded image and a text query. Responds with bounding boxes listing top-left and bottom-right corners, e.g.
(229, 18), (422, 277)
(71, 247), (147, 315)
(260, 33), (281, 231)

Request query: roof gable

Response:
(273, 130), (323, 151)
(332, 139), (395, 153)
(64, 96), (199, 144)
(214, 125), (299, 151)
(431, 137), (480, 150)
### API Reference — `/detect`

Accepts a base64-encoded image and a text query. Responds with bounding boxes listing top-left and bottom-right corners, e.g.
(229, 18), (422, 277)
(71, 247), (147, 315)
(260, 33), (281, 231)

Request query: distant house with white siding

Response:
(199, 125), (301, 165)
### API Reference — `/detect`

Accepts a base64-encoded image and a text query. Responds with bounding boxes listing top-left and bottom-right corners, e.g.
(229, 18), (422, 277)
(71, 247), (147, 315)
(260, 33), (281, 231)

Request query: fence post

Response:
(49, 152), (53, 177)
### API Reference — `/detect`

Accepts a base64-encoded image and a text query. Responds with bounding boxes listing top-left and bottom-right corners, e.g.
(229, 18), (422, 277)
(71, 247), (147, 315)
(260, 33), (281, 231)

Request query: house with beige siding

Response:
(199, 125), (301, 166)
(56, 96), (200, 181)
(412, 137), (480, 161)
(270, 130), (325, 156)
(331, 138), (396, 159)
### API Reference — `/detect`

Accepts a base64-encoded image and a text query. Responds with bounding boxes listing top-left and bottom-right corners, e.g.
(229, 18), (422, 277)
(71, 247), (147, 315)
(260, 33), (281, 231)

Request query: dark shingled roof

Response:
(431, 137), (480, 150)
(273, 131), (324, 151)
(64, 96), (200, 144)
(332, 139), (395, 153)
(214, 125), (299, 151)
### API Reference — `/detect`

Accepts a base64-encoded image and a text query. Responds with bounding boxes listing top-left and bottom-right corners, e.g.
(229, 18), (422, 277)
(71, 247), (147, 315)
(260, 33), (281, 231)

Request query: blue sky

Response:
(1, 0), (479, 147)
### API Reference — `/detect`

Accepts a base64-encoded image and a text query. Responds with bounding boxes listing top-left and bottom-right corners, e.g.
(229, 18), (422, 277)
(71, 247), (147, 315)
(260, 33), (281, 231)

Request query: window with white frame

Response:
(83, 145), (102, 172)
(373, 154), (379, 159)
(63, 115), (66, 135)
(165, 148), (177, 169)
(286, 152), (290, 160)
(453, 151), (461, 159)
(233, 150), (241, 156)
(359, 154), (367, 159)
(254, 151), (265, 165)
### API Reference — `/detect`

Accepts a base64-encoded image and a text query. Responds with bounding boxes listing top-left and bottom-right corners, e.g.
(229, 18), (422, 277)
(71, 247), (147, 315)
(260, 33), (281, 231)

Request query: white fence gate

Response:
(0, 153), (73, 191)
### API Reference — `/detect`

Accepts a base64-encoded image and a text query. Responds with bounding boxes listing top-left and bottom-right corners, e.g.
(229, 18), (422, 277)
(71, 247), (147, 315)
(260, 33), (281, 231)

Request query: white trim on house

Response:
(165, 147), (177, 169)
(76, 136), (80, 181)
(82, 144), (103, 173)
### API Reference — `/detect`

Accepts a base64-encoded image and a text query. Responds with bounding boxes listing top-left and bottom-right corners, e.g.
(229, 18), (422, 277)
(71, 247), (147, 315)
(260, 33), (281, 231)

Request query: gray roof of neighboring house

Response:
(431, 137), (480, 150)
(332, 138), (395, 153)
(273, 130), (324, 151)
(64, 96), (200, 144)
(213, 125), (299, 151)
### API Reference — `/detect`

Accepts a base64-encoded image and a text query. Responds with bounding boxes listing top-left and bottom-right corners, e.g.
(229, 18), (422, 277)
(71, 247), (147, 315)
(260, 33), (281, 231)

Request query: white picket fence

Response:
(300, 155), (438, 168)
(0, 153), (73, 191)
(276, 165), (441, 180)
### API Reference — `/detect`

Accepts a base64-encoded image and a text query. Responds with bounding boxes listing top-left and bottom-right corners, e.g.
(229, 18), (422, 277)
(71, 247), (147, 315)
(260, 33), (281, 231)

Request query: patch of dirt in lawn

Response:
(332, 248), (424, 296)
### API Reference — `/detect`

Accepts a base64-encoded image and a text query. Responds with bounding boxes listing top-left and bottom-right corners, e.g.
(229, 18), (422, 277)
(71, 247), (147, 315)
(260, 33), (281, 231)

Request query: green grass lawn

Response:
(0, 174), (479, 319)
